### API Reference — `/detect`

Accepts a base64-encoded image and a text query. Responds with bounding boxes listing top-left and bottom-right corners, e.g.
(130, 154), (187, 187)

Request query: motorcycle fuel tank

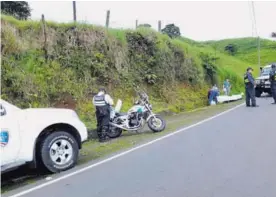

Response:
(128, 105), (144, 114)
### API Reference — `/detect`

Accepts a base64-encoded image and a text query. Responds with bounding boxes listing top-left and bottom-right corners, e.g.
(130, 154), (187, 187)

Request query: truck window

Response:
(261, 67), (271, 76)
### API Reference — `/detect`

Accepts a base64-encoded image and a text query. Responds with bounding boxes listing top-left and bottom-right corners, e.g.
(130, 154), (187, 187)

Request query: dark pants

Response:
(95, 106), (110, 140)
(245, 84), (256, 106)
(208, 90), (218, 105)
(271, 81), (276, 103)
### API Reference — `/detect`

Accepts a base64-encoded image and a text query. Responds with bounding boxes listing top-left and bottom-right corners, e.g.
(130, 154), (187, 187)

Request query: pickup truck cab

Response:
(0, 99), (88, 174)
(255, 64), (274, 97)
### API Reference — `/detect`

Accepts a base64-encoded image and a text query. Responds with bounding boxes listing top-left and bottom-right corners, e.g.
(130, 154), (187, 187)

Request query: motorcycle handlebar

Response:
(133, 86), (149, 103)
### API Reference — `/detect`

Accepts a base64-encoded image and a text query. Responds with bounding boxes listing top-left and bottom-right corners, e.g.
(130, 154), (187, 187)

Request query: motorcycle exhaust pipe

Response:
(109, 122), (142, 131)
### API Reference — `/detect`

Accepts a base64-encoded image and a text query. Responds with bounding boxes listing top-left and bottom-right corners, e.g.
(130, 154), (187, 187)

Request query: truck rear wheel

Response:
(39, 131), (79, 173)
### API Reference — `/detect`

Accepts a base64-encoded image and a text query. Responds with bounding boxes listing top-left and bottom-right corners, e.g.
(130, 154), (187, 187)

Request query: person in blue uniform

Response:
(269, 63), (276, 104)
(244, 67), (258, 107)
(208, 85), (219, 105)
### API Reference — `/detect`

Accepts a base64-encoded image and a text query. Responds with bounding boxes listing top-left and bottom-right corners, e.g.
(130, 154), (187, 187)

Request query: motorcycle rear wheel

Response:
(107, 126), (123, 138)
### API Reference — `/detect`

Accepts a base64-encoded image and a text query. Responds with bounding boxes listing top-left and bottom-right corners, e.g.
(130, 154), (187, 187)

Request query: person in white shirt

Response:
(92, 88), (114, 142)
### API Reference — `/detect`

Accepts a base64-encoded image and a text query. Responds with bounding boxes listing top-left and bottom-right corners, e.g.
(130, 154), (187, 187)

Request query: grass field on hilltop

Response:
(204, 37), (276, 66)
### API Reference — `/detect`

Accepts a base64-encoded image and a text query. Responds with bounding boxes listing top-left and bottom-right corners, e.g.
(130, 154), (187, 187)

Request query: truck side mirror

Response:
(0, 104), (7, 116)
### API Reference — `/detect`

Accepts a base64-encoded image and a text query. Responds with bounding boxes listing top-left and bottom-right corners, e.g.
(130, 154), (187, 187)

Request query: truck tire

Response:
(255, 89), (262, 98)
(39, 131), (79, 173)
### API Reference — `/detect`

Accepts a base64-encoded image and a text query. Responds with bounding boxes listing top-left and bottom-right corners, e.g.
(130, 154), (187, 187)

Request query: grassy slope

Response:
(173, 39), (252, 78)
(0, 15), (266, 130)
(204, 37), (276, 66)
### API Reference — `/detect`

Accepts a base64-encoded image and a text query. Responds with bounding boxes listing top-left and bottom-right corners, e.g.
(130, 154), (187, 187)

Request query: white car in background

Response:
(0, 99), (88, 174)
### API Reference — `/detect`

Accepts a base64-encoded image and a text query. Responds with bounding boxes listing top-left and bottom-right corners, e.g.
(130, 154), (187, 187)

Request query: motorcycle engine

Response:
(129, 112), (142, 127)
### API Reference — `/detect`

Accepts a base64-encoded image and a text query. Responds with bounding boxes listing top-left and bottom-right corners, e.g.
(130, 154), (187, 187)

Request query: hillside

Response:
(0, 15), (264, 128)
(204, 37), (276, 66)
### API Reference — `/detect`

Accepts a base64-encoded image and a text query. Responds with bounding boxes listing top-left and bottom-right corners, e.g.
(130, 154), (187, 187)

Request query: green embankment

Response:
(1, 15), (269, 129)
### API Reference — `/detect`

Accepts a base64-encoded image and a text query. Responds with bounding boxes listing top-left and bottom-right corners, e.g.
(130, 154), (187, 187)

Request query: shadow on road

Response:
(1, 166), (49, 193)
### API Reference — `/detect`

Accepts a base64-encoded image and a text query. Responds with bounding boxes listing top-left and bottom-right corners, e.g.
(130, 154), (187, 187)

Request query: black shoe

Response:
(252, 105), (259, 107)
(246, 105), (251, 107)
(99, 136), (110, 143)
(99, 138), (107, 143)
(272, 102), (276, 105)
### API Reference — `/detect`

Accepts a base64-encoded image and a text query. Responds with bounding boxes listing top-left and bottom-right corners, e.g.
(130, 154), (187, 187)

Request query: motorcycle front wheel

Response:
(147, 115), (166, 132)
(107, 126), (123, 138)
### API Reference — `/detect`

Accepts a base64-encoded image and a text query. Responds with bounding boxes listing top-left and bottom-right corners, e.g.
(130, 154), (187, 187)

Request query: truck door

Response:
(0, 104), (21, 166)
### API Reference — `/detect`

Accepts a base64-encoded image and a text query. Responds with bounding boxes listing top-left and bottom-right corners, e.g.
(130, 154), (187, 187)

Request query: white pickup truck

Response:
(0, 99), (88, 174)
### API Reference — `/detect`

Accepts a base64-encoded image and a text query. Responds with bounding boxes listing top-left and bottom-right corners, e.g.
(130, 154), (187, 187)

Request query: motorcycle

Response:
(107, 91), (166, 138)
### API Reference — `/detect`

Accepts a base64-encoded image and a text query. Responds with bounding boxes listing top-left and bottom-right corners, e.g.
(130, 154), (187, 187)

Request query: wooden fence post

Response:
(158, 20), (162, 32)
(106, 10), (110, 28)
(135, 20), (138, 29)
(73, 1), (77, 22)
(41, 14), (48, 60)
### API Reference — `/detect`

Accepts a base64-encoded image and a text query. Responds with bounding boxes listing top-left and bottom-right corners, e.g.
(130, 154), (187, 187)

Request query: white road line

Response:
(8, 103), (244, 197)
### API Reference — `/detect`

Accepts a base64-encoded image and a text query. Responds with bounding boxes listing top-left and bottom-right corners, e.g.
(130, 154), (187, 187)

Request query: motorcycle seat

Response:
(116, 112), (127, 116)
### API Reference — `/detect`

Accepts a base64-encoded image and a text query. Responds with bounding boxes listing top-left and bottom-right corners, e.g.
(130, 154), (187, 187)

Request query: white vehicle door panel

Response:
(0, 104), (21, 166)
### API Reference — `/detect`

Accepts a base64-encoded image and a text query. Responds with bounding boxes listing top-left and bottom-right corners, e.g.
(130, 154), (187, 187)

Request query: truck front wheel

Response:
(39, 131), (79, 173)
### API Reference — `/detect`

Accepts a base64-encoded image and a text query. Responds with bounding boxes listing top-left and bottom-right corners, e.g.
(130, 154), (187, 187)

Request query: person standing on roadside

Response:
(92, 88), (114, 142)
(223, 79), (231, 96)
(244, 67), (258, 107)
(269, 63), (276, 104)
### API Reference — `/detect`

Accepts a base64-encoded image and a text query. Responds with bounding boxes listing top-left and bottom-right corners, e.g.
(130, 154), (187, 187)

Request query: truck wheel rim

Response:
(50, 139), (73, 165)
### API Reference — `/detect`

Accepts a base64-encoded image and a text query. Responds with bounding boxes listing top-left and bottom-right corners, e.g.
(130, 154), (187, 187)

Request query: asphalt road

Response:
(4, 98), (276, 197)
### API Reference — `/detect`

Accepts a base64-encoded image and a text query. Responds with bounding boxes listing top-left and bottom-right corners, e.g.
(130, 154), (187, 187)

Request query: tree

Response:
(224, 44), (238, 56)
(1, 1), (31, 20)
(272, 32), (276, 38)
(137, 24), (151, 28)
(161, 24), (181, 38)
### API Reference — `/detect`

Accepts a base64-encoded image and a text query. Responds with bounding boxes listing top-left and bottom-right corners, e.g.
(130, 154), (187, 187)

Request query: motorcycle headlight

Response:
(256, 80), (260, 84)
